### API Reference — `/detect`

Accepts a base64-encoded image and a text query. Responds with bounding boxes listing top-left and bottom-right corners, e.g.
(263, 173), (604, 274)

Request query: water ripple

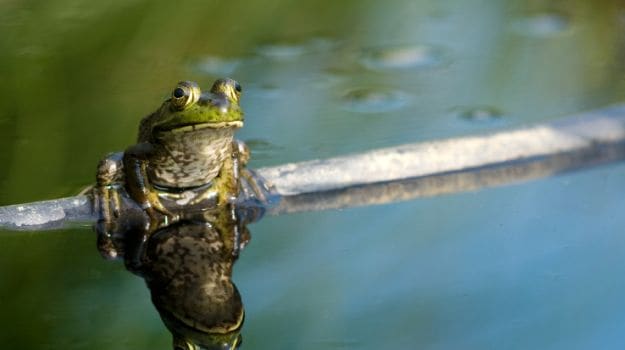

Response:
(454, 105), (505, 123)
(341, 88), (410, 113)
(359, 45), (444, 70)
(193, 56), (242, 76)
(256, 43), (307, 60)
(256, 38), (337, 60)
(511, 13), (570, 38)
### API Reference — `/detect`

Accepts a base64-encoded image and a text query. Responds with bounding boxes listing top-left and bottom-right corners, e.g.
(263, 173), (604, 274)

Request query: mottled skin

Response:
(95, 79), (250, 228)
(94, 79), (260, 349)
(110, 217), (248, 350)
(142, 220), (246, 350)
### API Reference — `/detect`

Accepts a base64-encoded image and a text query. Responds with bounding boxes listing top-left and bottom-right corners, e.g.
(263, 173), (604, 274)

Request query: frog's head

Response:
(147, 79), (244, 136)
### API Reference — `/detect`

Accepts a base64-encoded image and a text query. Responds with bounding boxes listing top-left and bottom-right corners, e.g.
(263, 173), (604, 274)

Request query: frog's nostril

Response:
(173, 87), (186, 98)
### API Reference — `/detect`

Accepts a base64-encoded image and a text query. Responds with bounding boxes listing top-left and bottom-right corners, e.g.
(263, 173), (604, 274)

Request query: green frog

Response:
(94, 79), (264, 349)
(95, 78), (254, 229)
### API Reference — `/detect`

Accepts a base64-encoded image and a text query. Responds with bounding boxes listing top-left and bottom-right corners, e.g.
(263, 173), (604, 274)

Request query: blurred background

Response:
(2, 0), (625, 348)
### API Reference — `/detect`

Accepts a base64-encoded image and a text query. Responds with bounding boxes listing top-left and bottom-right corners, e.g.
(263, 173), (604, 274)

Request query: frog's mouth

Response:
(159, 120), (243, 134)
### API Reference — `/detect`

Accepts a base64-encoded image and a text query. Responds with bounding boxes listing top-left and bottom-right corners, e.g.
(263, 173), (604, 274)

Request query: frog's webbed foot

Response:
(96, 226), (120, 260)
(143, 192), (179, 228)
(229, 139), (275, 224)
(94, 152), (125, 259)
(241, 168), (270, 202)
(96, 184), (123, 228)
(231, 139), (267, 202)
(96, 152), (124, 217)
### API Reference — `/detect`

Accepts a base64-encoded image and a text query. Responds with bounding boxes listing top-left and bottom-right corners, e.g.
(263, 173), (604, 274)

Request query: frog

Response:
(92, 79), (265, 349)
(94, 78), (259, 235)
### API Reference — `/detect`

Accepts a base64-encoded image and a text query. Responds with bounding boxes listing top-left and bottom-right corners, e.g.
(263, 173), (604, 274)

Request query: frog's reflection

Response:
(97, 206), (252, 350)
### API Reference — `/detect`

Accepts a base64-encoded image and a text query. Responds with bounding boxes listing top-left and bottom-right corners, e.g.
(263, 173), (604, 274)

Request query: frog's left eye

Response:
(171, 81), (200, 110)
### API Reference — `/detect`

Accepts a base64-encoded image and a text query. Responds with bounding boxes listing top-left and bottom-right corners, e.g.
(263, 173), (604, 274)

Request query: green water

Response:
(2, 0), (625, 349)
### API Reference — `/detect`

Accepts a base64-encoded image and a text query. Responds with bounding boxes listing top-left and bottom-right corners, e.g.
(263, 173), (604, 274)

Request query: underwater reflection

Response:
(96, 205), (253, 350)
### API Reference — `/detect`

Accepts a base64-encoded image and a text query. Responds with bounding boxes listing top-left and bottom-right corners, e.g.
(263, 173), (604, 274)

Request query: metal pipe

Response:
(2, 104), (625, 230)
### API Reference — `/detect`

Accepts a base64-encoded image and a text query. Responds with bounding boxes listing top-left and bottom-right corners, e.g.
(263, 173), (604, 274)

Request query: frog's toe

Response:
(96, 184), (124, 221)
(146, 193), (176, 218)
(144, 203), (179, 229)
(95, 220), (121, 260)
(233, 139), (250, 165)
(241, 168), (269, 202)
(109, 189), (122, 218)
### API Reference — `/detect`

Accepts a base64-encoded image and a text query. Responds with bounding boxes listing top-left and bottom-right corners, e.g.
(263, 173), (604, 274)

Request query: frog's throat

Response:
(149, 127), (236, 188)
(167, 121), (243, 134)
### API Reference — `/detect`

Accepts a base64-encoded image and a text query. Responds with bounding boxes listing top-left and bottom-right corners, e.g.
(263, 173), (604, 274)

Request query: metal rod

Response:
(258, 104), (625, 213)
(2, 104), (625, 230)
(0, 195), (95, 231)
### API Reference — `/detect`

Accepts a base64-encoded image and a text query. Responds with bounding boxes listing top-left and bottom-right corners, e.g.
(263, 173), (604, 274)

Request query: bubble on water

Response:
(341, 88), (410, 113)
(256, 38), (338, 61)
(193, 56), (241, 75)
(256, 43), (307, 60)
(511, 13), (570, 38)
(360, 45), (443, 70)
(454, 106), (505, 123)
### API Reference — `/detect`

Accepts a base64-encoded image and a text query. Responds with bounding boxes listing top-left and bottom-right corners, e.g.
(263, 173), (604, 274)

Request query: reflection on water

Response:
(454, 105), (505, 123)
(97, 202), (255, 350)
(510, 12), (571, 38)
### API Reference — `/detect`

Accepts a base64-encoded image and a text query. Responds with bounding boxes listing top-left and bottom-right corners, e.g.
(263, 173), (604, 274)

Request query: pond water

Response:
(2, 0), (625, 349)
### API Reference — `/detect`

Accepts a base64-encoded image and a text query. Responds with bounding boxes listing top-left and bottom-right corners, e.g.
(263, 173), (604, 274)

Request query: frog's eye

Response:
(171, 81), (200, 110)
(209, 78), (242, 104)
(173, 87), (185, 98)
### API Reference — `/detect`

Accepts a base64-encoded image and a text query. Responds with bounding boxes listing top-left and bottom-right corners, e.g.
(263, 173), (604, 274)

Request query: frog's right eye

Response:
(173, 87), (185, 98)
(171, 81), (200, 110)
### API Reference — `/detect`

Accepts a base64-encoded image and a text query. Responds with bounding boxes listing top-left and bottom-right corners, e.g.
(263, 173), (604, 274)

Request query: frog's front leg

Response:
(123, 142), (176, 224)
